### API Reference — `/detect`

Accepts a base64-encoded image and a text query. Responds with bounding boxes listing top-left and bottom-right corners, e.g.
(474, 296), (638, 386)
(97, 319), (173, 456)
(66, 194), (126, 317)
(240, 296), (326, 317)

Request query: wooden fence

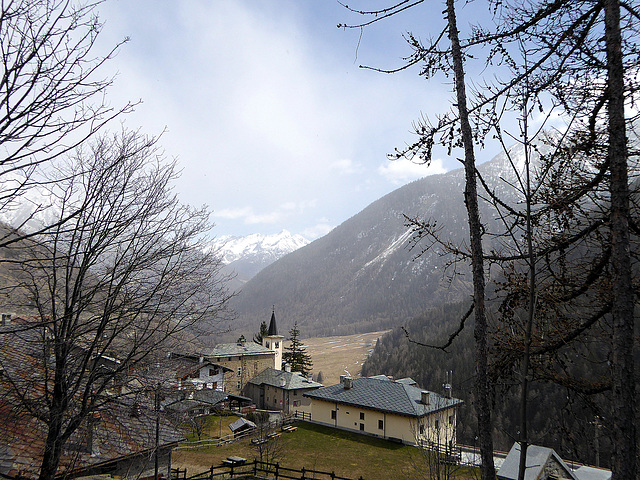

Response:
(173, 460), (364, 480)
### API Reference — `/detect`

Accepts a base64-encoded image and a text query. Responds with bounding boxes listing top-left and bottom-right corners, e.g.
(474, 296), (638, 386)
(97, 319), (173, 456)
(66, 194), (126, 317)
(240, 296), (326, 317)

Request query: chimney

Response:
(339, 375), (346, 384)
(421, 391), (430, 405)
(443, 383), (452, 399)
(343, 377), (353, 390)
(199, 354), (204, 364)
(285, 363), (291, 373)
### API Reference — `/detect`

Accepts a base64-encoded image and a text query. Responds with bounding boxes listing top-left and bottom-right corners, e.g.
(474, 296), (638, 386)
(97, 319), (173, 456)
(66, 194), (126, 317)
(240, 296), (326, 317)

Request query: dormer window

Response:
(275, 342), (279, 348)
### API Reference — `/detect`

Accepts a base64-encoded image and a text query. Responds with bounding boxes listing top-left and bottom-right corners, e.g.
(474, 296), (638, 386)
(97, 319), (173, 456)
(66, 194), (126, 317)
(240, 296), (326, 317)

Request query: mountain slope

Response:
(232, 149), (522, 337)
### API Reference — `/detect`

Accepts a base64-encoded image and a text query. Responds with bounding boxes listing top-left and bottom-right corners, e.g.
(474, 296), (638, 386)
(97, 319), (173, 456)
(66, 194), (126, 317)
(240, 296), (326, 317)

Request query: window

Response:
(435, 419), (440, 429)
(359, 423), (365, 431)
(449, 415), (454, 425)
(275, 341), (279, 348)
(378, 420), (384, 430)
(293, 400), (300, 407)
(331, 410), (336, 420)
(236, 381), (241, 389)
(419, 424), (424, 435)
(359, 412), (365, 420)
(266, 342), (270, 348)
(237, 367), (242, 377)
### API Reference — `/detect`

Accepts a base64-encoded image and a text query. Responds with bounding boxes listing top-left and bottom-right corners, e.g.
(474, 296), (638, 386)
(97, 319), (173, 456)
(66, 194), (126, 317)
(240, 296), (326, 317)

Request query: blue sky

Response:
(95, 1), (496, 240)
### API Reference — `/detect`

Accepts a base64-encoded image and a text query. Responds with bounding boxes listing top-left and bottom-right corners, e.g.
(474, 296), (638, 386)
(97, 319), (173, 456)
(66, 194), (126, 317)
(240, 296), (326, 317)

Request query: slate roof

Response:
(304, 376), (462, 417)
(497, 443), (578, 480)
(248, 368), (323, 390)
(228, 418), (256, 433)
(200, 342), (274, 357)
(267, 309), (278, 336)
(573, 465), (612, 480)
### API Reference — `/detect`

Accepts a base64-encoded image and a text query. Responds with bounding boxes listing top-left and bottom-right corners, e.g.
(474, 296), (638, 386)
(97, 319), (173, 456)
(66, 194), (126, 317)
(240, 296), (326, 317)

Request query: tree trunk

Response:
(603, 1), (637, 478)
(445, 0), (496, 478)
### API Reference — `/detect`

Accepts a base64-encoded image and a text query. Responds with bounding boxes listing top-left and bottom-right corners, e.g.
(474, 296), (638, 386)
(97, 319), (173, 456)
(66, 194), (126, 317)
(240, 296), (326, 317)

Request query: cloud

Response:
(329, 159), (363, 175)
(377, 158), (447, 185)
(302, 222), (335, 240)
(214, 200), (319, 227)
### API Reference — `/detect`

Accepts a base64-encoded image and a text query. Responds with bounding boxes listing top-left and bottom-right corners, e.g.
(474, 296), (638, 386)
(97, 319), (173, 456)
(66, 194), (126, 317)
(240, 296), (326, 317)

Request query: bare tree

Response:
(0, 0), (131, 245)
(0, 129), (233, 480)
(248, 411), (285, 466)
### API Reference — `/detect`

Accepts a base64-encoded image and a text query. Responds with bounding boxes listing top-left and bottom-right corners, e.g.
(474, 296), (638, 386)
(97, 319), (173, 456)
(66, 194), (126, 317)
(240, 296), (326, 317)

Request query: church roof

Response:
(267, 308), (278, 336)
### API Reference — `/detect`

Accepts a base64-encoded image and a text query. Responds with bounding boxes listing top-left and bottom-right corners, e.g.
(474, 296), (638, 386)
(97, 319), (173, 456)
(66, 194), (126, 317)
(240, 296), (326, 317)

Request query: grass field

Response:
(173, 417), (477, 480)
(296, 330), (390, 386)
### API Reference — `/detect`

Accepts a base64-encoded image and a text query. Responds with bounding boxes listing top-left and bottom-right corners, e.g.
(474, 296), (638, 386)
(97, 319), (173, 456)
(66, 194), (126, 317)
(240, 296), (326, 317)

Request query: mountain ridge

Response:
(230, 148), (524, 337)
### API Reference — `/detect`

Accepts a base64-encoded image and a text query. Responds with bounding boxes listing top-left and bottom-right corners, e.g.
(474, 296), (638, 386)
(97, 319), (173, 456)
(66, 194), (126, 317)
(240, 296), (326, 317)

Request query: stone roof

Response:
(228, 418), (256, 433)
(248, 368), (323, 390)
(497, 443), (578, 480)
(573, 465), (612, 480)
(304, 376), (462, 418)
(200, 342), (274, 357)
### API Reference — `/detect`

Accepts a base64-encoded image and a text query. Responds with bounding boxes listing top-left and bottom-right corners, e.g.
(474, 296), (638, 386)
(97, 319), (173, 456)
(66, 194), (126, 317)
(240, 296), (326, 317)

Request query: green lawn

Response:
(173, 417), (478, 480)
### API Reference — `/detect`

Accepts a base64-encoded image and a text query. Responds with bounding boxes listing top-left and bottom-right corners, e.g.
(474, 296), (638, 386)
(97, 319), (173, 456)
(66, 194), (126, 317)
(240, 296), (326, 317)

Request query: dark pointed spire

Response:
(268, 305), (278, 336)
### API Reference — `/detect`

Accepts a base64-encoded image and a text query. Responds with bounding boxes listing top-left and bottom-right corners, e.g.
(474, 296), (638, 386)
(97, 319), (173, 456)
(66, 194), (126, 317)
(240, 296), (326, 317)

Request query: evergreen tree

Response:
(283, 322), (313, 376)
(253, 320), (268, 344)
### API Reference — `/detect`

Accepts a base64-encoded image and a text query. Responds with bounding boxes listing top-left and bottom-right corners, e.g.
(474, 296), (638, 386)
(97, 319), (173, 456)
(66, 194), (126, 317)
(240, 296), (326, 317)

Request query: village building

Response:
(304, 375), (462, 447)
(245, 367), (323, 413)
(497, 444), (578, 480)
(497, 443), (612, 480)
(198, 309), (284, 395)
(0, 325), (184, 480)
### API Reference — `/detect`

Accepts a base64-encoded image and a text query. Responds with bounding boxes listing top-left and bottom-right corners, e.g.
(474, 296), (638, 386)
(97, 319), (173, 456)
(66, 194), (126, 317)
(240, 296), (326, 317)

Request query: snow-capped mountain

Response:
(214, 231), (310, 287)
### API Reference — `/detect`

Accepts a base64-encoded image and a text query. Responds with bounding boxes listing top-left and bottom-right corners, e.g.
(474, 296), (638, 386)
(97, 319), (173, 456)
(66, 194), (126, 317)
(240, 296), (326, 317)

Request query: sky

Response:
(94, 1), (494, 240)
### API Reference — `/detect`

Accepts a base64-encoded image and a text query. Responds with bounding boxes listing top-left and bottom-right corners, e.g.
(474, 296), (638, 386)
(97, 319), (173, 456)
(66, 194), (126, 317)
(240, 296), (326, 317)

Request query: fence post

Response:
(301, 466), (306, 480)
(253, 459), (257, 476)
(331, 472), (335, 479)
(209, 465), (214, 480)
(275, 462), (279, 480)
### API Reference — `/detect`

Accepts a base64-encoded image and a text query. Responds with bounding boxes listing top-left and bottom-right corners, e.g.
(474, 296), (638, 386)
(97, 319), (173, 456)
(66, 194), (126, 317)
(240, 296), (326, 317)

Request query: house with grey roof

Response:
(497, 443), (578, 480)
(497, 443), (612, 480)
(245, 367), (323, 413)
(303, 375), (462, 448)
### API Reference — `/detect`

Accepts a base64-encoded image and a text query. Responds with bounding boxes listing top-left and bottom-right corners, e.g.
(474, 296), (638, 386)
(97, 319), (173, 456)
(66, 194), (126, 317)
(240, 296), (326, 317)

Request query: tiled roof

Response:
(200, 342), (274, 357)
(247, 368), (323, 390)
(304, 376), (462, 417)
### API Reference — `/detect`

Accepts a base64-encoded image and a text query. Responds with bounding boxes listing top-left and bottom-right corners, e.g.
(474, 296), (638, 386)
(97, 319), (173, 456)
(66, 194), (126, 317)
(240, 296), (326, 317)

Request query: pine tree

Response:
(253, 321), (268, 344)
(283, 322), (313, 376)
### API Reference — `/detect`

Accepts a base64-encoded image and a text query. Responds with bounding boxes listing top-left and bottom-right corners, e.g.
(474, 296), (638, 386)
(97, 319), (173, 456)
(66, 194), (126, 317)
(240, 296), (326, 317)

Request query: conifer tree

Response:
(253, 321), (268, 344)
(283, 323), (313, 376)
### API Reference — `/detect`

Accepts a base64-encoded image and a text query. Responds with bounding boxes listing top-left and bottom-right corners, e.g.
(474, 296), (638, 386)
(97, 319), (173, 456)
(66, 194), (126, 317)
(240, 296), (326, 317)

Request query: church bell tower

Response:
(262, 306), (284, 370)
